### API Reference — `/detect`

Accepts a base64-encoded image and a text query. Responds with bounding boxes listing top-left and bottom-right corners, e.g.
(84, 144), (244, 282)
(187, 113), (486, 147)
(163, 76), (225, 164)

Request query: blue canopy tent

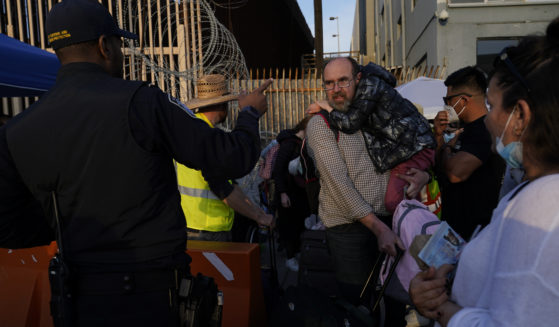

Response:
(0, 33), (60, 97)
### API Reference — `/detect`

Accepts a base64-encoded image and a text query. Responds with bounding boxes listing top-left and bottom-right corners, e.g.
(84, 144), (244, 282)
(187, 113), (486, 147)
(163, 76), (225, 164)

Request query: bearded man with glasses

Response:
(433, 66), (505, 240)
(305, 57), (434, 324)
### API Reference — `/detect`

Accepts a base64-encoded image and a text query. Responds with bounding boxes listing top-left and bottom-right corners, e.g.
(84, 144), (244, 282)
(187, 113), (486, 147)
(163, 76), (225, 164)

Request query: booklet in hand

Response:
(418, 221), (465, 269)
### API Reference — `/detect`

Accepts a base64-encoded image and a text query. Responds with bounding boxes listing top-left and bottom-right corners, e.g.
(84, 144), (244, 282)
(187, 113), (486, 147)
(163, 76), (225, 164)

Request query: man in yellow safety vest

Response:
(176, 75), (274, 241)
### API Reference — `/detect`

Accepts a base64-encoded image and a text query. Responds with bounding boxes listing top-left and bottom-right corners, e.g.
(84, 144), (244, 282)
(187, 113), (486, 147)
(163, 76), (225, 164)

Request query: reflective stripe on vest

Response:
(178, 185), (220, 200)
(175, 113), (234, 232)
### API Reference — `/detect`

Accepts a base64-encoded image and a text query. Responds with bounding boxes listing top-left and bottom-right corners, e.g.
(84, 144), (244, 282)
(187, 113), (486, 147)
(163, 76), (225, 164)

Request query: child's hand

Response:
(305, 100), (333, 115)
(397, 168), (430, 198)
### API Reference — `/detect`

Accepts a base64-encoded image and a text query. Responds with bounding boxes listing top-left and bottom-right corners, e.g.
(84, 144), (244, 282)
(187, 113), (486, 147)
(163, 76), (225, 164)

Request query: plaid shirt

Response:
(306, 115), (390, 228)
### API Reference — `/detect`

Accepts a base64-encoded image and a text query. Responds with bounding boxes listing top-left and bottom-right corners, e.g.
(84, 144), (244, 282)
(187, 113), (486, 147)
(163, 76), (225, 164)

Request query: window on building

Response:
(449, 0), (529, 3)
(397, 16), (402, 40)
(476, 38), (520, 74)
(448, 0), (484, 3)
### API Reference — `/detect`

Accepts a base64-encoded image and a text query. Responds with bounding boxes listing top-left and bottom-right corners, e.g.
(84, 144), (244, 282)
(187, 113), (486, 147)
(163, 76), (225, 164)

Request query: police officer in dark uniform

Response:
(0, 1), (272, 326)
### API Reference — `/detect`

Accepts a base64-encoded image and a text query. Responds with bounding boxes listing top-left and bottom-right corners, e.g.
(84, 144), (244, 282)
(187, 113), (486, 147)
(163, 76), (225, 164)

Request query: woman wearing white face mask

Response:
(409, 16), (559, 327)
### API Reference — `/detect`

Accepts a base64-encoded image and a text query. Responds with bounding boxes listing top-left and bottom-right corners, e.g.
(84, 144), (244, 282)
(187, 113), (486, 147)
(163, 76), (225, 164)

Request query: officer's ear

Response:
(98, 35), (112, 61)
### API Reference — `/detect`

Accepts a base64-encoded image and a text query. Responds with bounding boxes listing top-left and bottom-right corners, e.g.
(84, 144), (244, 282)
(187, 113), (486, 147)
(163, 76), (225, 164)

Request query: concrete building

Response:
(351, 0), (559, 76)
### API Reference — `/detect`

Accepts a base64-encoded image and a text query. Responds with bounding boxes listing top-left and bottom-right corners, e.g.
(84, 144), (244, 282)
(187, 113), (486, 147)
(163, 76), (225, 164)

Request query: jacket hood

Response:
(276, 129), (298, 143)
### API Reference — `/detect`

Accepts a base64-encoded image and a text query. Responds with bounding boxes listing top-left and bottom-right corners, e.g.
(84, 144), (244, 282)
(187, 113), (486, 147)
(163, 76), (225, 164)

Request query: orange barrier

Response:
(0, 244), (54, 327)
(187, 240), (266, 327)
(0, 241), (265, 327)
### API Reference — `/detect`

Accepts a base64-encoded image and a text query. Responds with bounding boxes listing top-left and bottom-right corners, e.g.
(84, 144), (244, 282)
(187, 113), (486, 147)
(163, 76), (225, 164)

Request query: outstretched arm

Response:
(223, 185), (274, 228)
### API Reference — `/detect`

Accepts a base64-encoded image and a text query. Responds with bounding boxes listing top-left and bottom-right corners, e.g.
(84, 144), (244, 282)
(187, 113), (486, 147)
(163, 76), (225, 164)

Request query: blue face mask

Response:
(443, 132), (456, 144)
(495, 107), (523, 169)
(496, 140), (523, 168)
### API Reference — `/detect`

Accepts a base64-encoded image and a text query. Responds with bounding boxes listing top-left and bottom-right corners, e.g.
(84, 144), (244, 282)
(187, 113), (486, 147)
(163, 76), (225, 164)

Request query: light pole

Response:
(329, 16), (340, 54)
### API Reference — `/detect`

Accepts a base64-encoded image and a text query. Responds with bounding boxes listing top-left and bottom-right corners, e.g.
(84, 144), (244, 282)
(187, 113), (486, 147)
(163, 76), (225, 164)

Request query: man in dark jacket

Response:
(0, 1), (271, 326)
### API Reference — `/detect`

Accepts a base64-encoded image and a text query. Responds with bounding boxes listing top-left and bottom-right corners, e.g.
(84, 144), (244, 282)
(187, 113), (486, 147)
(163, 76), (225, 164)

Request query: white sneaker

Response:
(285, 257), (299, 272)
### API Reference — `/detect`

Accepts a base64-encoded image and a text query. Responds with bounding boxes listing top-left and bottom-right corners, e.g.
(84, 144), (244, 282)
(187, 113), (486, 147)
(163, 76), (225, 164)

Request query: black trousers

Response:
(75, 290), (179, 327)
(326, 220), (406, 327)
(59, 253), (190, 327)
(276, 186), (310, 259)
(325, 222), (379, 306)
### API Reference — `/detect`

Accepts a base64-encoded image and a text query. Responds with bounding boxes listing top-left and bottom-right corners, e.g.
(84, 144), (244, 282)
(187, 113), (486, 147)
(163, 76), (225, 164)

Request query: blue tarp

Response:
(0, 33), (60, 97)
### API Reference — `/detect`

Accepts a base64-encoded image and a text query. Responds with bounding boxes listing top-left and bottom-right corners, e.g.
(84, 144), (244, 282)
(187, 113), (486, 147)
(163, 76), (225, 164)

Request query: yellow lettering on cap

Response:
(48, 30), (71, 43)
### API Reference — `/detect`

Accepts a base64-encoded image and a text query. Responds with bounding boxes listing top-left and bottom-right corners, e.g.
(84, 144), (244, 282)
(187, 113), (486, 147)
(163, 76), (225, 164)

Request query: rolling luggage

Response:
(297, 230), (339, 297)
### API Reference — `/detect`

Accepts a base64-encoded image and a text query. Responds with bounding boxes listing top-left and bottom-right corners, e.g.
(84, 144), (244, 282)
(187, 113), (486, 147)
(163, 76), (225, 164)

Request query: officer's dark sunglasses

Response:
(493, 47), (531, 93)
(442, 93), (472, 105)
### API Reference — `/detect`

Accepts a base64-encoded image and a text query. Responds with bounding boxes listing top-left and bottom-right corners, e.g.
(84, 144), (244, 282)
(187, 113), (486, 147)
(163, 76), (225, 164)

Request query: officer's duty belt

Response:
(75, 269), (179, 295)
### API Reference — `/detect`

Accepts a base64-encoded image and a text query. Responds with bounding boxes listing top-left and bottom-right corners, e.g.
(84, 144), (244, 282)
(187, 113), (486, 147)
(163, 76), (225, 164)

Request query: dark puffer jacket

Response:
(328, 62), (436, 173)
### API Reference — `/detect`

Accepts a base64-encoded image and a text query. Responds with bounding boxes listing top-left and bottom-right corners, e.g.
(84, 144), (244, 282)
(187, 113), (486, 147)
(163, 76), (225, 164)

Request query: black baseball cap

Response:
(46, 0), (138, 50)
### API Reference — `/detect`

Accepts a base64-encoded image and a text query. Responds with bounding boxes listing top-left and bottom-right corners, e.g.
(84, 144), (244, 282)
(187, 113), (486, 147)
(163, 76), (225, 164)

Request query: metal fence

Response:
(225, 64), (446, 145)
(223, 68), (323, 145)
(1, 0), (446, 145)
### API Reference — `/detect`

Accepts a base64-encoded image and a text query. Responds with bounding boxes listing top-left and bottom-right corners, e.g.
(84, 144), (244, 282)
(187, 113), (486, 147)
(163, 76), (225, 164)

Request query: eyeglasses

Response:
(323, 78), (354, 91)
(442, 93), (472, 105)
(493, 47), (531, 93)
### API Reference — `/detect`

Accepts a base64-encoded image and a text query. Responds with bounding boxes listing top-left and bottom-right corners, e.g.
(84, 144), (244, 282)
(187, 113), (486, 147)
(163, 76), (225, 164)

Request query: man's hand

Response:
(360, 213), (404, 257)
(434, 110), (449, 137)
(397, 167), (430, 199)
(446, 128), (464, 149)
(257, 212), (275, 229)
(238, 78), (273, 115)
(374, 220), (404, 256)
(280, 192), (291, 208)
(223, 185), (275, 229)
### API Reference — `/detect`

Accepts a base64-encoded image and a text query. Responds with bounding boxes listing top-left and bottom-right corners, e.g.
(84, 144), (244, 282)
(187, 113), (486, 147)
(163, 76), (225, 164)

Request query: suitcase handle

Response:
(360, 248), (404, 313)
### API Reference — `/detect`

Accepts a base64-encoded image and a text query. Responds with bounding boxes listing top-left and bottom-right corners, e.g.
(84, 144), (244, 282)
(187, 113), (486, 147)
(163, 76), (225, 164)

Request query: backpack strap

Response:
(300, 138), (318, 183)
(395, 205), (417, 237)
(395, 203), (426, 236)
(395, 202), (438, 237)
(421, 221), (441, 235)
(315, 110), (339, 142)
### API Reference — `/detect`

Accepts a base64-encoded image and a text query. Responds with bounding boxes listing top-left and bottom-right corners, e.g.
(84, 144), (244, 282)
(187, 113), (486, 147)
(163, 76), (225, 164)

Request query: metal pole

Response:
(314, 0), (324, 77)
(336, 18), (340, 54)
(330, 16), (340, 54)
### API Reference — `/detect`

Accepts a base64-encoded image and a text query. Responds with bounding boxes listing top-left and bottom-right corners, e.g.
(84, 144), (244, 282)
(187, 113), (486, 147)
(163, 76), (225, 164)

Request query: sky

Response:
(296, 0), (356, 54)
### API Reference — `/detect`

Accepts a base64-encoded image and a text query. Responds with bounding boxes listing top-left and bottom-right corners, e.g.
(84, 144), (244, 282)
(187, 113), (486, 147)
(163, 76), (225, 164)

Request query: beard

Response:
(327, 92), (351, 112)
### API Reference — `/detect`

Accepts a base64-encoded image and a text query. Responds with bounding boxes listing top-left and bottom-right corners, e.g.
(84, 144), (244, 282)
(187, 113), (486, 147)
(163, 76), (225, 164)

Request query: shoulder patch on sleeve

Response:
(167, 94), (196, 119)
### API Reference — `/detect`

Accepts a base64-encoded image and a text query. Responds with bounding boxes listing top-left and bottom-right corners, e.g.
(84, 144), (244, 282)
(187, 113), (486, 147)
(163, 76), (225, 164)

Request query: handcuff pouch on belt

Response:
(178, 272), (223, 327)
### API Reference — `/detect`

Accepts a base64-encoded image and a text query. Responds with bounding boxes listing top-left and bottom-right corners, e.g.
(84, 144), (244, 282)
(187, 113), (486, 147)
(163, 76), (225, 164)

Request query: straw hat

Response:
(185, 74), (237, 110)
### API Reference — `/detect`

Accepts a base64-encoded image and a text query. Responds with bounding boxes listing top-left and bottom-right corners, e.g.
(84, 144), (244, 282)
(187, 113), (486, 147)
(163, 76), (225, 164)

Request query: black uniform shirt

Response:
(0, 63), (261, 253)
